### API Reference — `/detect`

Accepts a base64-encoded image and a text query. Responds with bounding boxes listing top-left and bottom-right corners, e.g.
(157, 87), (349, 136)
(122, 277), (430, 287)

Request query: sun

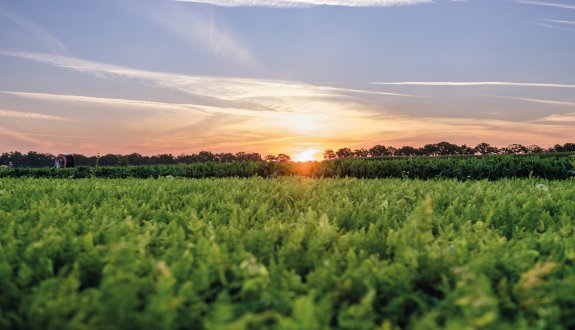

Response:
(292, 148), (321, 162)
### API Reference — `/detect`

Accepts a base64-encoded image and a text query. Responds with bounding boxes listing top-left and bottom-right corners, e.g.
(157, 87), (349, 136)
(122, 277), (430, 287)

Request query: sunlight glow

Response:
(292, 148), (321, 162)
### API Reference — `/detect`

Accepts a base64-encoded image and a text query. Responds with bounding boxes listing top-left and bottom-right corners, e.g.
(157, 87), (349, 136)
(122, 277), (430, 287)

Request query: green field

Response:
(2, 177), (575, 329)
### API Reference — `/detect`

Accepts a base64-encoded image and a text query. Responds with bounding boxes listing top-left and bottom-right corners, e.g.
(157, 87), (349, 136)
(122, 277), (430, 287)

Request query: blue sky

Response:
(0, 0), (574, 159)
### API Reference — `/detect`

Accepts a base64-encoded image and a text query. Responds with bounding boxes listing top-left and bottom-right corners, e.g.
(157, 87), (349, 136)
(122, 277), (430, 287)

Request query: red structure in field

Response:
(54, 154), (76, 168)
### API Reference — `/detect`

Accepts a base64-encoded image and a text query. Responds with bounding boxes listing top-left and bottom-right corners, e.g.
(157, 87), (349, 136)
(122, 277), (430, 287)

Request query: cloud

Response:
(495, 96), (575, 107)
(172, 0), (432, 8)
(9, 132), (99, 139)
(0, 90), (281, 117)
(0, 126), (43, 145)
(515, 1), (575, 10)
(535, 113), (575, 122)
(0, 4), (66, 53)
(0, 51), (417, 117)
(0, 108), (69, 121)
(538, 22), (575, 32)
(538, 19), (575, 25)
(130, 1), (258, 67)
(536, 19), (575, 32)
(3, 52), (574, 155)
(372, 81), (575, 88)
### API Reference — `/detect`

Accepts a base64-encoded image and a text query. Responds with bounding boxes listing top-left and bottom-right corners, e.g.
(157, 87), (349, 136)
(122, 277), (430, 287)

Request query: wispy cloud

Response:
(538, 19), (575, 25)
(373, 81), (575, 88)
(130, 1), (258, 67)
(0, 90), (279, 117)
(538, 22), (575, 31)
(535, 113), (575, 122)
(495, 96), (575, 107)
(3, 52), (574, 155)
(9, 132), (99, 139)
(0, 51), (417, 116)
(0, 4), (66, 53)
(173, 0), (432, 8)
(515, 1), (575, 10)
(537, 19), (575, 31)
(0, 109), (68, 120)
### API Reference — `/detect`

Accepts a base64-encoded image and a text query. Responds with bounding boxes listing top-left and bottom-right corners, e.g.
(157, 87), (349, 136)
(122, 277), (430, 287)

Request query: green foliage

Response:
(1, 178), (575, 329)
(1, 154), (574, 180)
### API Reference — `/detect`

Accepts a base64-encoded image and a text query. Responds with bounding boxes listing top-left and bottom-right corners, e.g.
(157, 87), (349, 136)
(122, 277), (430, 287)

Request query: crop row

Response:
(1, 154), (574, 180)
(1, 178), (575, 329)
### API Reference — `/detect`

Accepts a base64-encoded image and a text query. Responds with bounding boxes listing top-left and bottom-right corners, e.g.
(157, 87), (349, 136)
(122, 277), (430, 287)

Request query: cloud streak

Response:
(131, 1), (258, 67)
(373, 81), (575, 88)
(538, 22), (575, 32)
(0, 3), (66, 53)
(173, 0), (432, 8)
(496, 96), (575, 108)
(539, 19), (575, 25)
(0, 109), (68, 121)
(536, 113), (575, 122)
(0, 51), (417, 117)
(515, 1), (575, 10)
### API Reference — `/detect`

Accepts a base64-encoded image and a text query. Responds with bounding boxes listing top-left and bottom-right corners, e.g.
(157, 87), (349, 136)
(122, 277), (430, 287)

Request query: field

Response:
(2, 154), (575, 180)
(2, 177), (575, 329)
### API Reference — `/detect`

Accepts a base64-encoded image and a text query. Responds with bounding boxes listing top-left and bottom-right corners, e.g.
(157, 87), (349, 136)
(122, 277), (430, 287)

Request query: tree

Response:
(336, 148), (353, 158)
(197, 151), (215, 162)
(397, 146), (419, 156)
(217, 153), (237, 162)
(246, 153), (262, 161)
(118, 156), (129, 166)
(473, 143), (499, 155)
(127, 153), (144, 165)
(435, 141), (461, 155)
(504, 144), (528, 154)
(552, 144), (565, 153)
(353, 148), (369, 158)
(276, 154), (291, 162)
(369, 145), (388, 157)
(421, 144), (440, 156)
(459, 144), (475, 155)
(323, 149), (337, 160)
(151, 154), (175, 164)
(386, 146), (397, 156)
(264, 154), (277, 162)
(563, 143), (575, 152)
(527, 145), (544, 154)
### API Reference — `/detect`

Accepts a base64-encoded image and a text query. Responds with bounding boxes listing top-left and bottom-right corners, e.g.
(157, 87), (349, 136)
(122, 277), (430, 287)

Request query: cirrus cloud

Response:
(172, 0), (432, 7)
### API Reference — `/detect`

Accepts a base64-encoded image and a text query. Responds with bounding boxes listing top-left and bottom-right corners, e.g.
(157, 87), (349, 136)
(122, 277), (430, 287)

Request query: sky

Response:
(0, 0), (574, 160)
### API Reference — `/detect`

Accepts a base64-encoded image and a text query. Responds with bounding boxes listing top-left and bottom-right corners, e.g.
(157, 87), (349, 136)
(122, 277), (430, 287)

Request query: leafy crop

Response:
(1, 154), (574, 180)
(1, 178), (575, 329)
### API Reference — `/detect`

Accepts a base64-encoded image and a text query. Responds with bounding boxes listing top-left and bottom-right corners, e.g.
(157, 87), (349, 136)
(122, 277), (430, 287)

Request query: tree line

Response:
(0, 151), (293, 168)
(1, 141), (574, 167)
(323, 141), (575, 159)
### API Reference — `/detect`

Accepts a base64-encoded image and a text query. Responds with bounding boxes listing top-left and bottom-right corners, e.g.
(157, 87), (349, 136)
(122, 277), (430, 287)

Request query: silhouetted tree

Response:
(118, 156), (129, 166)
(435, 141), (461, 155)
(459, 144), (475, 155)
(276, 154), (291, 162)
(386, 146), (398, 156)
(504, 144), (528, 154)
(323, 149), (337, 160)
(563, 143), (575, 152)
(369, 145), (388, 157)
(421, 144), (440, 156)
(264, 154), (277, 162)
(527, 145), (544, 154)
(397, 146), (419, 156)
(336, 148), (353, 158)
(353, 148), (369, 158)
(99, 154), (120, 166)
(473, 143), (499, 155)
(126, 153), (144, 165)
